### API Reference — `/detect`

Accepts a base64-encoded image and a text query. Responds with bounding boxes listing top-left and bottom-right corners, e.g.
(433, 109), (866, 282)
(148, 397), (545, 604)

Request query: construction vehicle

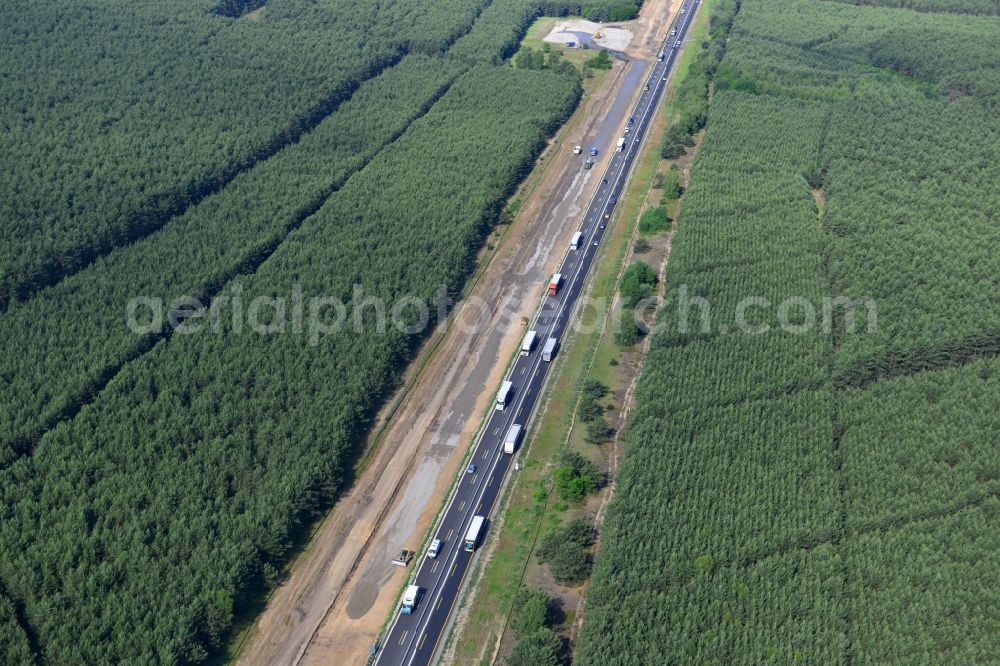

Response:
(391, 550), (414, 567)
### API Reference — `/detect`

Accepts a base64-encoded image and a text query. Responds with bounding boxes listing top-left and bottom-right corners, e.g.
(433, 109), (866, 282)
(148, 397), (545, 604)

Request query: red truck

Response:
(548, 274), (562, 296)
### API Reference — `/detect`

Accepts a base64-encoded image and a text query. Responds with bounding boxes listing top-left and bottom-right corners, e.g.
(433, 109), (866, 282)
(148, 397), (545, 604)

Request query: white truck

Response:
(465, 515), (485, 552)
(616, 137), (626, 152)
(401, 585), (421, 614)
(542, 336), (558, 362)
(521, 330), (537, 356)
(504, 423), (522, 454)
(496, 380), (513, 411)
(571, 231), (583, 250)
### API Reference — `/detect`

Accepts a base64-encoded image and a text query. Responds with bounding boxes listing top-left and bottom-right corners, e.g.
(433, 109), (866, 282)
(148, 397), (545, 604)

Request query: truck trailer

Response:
(571, 231), (583, 250)
(616, 137), (626, 151)
(504, 423), (522, 454)
(548, 274), (562, 296)
(521, 330), (537, 355)
(542, 336), (559, 362)
(496, 380), (513, 411)
(401, 585), (421, 614)
(465, 515), (485, 552)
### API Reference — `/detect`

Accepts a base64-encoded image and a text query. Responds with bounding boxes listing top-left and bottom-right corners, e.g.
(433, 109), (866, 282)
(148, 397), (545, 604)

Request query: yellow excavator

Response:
(594, 31), (602, 39)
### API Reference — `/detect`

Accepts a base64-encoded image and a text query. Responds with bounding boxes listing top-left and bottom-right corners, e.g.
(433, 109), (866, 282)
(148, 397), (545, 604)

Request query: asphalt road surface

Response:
(373, 3), (701, 664)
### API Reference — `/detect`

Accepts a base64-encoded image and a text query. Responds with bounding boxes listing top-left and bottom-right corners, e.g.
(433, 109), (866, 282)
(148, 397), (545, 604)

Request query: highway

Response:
(372, 3), (701, 664)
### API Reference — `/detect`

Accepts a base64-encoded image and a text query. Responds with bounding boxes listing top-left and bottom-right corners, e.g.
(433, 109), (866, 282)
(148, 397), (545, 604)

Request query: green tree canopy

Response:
(506, 628), (564, 666)
(619, 261), (658, 308)
(587, 50), (613, 70)
(511, 588), (556, 635)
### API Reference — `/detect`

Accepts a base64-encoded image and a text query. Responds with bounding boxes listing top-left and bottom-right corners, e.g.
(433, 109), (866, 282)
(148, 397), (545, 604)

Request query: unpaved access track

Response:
(236, 3), (678, 664)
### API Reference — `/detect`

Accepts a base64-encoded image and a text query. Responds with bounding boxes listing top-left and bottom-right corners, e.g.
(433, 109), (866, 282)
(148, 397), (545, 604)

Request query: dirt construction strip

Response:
(234, 61), (646, 666)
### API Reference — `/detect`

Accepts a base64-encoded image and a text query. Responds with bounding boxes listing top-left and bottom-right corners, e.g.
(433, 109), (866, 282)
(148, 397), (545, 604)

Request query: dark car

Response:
(610, 196), (617, 204)
(466, 464), (477, 474)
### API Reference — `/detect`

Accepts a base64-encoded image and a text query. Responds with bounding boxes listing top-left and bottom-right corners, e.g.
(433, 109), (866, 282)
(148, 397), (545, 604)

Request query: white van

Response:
(427, 539), (442, 559)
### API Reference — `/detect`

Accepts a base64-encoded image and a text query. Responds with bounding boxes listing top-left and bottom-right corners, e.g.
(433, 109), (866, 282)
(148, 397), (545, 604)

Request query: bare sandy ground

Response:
(544, 20), (634, 51)
(630, 0), (681, 59)
(543, 0), (679, 56)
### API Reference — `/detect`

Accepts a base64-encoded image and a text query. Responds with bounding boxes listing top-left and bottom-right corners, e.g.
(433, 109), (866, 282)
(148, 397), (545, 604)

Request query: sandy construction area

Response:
(544, 19), (633, 51)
